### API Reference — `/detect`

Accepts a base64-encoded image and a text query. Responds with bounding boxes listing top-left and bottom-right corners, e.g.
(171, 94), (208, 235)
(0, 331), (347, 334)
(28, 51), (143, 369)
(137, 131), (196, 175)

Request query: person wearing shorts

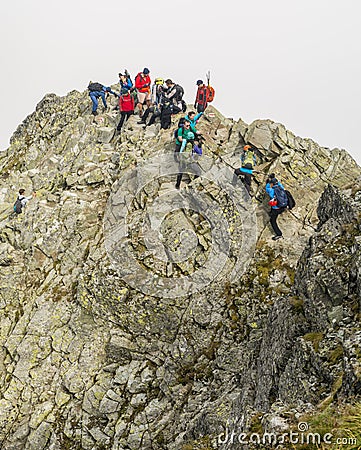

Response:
(135, 68), (151, 117)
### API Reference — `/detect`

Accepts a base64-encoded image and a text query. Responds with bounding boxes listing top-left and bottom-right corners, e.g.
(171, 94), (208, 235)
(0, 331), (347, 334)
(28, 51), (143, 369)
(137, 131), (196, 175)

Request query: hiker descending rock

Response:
(134, 68), (151, 117)
(266, 175), (288, 240)
(116, 88), (135, 133)
(164, 79), (185, 113)
(233, 145), (257, 194)
(184, 111), (203, 137)
(194, 80), (208, 113)
(13, 189), (36, 214)
(175, 128), (201, 189)
(88, 82), (118, 115)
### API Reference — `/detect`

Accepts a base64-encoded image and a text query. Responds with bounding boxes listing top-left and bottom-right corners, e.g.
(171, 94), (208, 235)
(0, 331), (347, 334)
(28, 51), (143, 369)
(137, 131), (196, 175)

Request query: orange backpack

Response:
(206, 85), (215, 102)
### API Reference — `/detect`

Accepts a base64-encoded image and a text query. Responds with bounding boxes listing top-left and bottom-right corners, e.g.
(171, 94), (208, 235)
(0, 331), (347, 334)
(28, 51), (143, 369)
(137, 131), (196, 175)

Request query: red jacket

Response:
(135, 72), (151, 93)
(119, 94), (135, 112)
(195, 85), (208, 107)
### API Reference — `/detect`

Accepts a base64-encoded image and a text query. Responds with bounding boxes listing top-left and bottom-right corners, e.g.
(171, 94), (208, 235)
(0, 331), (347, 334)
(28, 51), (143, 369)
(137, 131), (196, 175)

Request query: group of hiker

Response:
(87, 68), (215, 134)
(12, 69), (295, 243)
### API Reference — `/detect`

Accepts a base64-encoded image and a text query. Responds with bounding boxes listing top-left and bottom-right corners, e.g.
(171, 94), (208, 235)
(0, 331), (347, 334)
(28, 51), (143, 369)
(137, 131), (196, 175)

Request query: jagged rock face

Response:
(0, 89), (360, 449)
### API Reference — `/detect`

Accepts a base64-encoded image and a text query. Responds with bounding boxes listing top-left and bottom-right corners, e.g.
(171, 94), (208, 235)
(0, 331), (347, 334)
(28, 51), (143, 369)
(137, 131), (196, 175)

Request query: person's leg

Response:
(117, 112), (127, 131)
(100, 91), (107, 109)
(232, 168), (242, 185)
(175, 173), (183, 189)
(243, 173), (252, 194)
(270, 208), (283, 236)
(137, 92), (146, 116)
(90, 93), (98, 113)
(147, 110), (160, 126)
(138, 106), (153, 124)
(197, 104), (205, 114)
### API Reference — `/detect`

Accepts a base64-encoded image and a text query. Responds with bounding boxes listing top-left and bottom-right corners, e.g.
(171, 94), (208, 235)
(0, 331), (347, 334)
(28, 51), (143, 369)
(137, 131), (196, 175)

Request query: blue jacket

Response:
(185, 112), (203, 133)
(120, 78), (133, 91)
(266, 182), (285, 209)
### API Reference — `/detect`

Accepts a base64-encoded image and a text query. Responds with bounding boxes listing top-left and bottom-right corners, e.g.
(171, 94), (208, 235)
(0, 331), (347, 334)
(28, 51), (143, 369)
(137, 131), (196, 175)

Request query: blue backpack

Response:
(273, 185), (288, 208)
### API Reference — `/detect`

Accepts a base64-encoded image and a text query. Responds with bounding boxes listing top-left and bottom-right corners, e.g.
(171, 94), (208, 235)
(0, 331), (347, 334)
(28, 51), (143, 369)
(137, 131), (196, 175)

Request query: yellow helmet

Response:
(155, 78), (164, 85)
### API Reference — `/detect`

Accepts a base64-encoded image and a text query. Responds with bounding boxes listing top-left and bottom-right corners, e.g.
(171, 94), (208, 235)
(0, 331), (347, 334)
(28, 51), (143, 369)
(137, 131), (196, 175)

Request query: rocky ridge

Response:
(0, 88), (360, 449)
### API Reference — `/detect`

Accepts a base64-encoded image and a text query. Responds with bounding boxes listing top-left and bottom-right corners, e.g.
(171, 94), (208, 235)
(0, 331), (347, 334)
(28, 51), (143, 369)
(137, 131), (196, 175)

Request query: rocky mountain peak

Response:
(0, 88), (360, 449)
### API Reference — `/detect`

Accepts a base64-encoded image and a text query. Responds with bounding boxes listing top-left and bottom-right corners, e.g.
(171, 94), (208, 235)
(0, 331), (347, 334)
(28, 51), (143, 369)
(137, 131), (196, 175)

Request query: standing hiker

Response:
(233, 145), (257, 194)
(134, 68), (151, 117)
(116, 88), (135, 133)
(88, 82), (118, 115)
(266, 176), (288, 240)
(164, 79), (185, 113)
(194, 80), (208, 113)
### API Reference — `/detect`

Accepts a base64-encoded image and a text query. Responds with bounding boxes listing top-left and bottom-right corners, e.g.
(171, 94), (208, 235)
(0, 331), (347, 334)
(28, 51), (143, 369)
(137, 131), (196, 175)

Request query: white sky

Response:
(1, 0), (360, 164)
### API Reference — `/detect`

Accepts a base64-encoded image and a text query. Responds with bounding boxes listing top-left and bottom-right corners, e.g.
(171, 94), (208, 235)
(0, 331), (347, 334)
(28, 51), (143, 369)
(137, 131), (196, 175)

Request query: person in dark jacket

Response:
(116, 88), (135, 132)
(266, 176), (286, 240)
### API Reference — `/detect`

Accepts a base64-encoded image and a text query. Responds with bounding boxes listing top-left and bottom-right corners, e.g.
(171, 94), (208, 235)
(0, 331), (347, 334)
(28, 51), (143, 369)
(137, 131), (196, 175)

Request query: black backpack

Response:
(13, 197), (23, 214)
(174, 84), (184, 101)
(88, 82), (103, 92)
(273, 185), (288, 208)
(285, 190), (296, 210)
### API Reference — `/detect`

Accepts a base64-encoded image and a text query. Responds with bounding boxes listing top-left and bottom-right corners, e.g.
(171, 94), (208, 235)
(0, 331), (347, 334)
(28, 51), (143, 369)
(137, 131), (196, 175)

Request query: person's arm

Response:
(177, 128), (183, 142)
(194, 112), (203, 121)
(265, 183), (274, 198)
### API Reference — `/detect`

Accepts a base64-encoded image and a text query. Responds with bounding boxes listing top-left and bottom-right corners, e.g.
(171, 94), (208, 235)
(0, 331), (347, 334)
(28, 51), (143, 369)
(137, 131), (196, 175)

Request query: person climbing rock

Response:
(134, 68), (151, 117)
(175, 129), (200, 189)
(13, 189), (36, 214)
(266, 175), (288, 240)
(88, 82), (118, 115)
(233, 145), (257, 194)
(184, 110), (203, 137)
(116, 88), (135, 133)
(194, 80), (208, 113)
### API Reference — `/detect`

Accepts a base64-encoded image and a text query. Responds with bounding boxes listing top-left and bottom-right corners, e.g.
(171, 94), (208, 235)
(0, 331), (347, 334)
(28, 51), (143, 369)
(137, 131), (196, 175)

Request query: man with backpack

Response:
(164, 79), (185, 113)
(266, 176), (288, 240)
(88, 82), (118, 115)
(137, 77), (166, 126)
(13, 189), (36, 214)
(233, 145), (257, 194)
(134, 68), (151, 117)
(194, 80), (208, 113)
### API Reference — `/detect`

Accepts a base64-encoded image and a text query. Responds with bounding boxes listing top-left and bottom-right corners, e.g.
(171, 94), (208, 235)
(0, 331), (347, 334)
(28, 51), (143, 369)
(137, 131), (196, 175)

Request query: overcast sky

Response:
(1, 0), (360, 164)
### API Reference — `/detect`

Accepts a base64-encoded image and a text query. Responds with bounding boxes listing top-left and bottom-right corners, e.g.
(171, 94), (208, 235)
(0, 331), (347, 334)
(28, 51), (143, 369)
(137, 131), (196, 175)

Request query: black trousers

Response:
(117, 111), (133, 131)
(270, 208), (285, 236)
(234, 168), (252, 193)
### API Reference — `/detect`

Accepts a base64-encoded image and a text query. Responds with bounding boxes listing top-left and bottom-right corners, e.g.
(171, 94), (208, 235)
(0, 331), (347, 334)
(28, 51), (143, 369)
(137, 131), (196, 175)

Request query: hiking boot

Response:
(91, 111), (97, 116)
(137, 120), (146, 125)
(272, 235), (283, 241)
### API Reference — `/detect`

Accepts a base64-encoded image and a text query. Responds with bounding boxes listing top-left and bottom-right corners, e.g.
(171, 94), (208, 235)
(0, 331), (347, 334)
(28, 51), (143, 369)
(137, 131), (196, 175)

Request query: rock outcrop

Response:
(0, 88), (360, 449)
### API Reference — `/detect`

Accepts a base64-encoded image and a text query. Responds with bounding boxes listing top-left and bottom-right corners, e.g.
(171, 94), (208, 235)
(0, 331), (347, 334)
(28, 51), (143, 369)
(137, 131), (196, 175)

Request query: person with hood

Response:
(88, 82), (118, 115)
(266, 175), (288, 240)
(116, 88), (135, 133)
(233, 145), (257, 194)
(194, 79), (208, 113)
(134, 68), (151, 117)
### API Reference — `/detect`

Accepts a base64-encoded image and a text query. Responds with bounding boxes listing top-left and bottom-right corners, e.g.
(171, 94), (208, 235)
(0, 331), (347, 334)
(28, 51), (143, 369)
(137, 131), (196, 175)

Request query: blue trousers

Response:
(89, 91), (107, 112)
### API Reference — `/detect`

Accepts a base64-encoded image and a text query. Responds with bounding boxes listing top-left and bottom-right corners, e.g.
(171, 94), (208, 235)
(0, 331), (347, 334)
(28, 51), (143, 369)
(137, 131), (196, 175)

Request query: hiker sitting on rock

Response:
(116, 88), (135, 133)
(266, 175), (288, 241)
(233, 145), (257, 194)
(137, 78), (166, 126)
(13, 189), (36, 214)
(88, 82), (118, 116)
